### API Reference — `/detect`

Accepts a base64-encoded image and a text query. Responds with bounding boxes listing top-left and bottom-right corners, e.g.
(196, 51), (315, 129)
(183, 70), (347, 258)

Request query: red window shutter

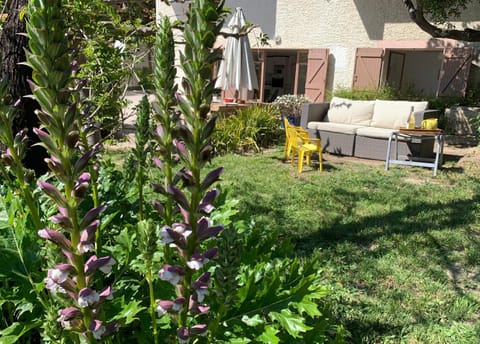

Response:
(305, 49), (329, 102)
(437, 48), (473, 97)
(352, 48), (384, 90)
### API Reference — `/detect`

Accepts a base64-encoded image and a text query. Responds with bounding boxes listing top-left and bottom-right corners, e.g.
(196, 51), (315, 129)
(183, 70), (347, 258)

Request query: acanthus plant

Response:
(151, 0), (227, 342)
(25, 0), (116, 341)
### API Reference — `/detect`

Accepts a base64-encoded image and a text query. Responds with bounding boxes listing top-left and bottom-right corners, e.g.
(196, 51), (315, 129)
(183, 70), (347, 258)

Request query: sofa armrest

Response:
(300, 102), (330, 129)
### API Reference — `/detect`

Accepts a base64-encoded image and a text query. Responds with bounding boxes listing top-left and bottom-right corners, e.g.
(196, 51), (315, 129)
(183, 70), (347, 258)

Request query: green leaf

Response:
(0, 321), (42, 343)
(241, 314), (264, 327)
(111, 299), (146, 324)
(269, 309), (312, 338)
(292, 299), (322, 318)
(257, 325), (280, 344)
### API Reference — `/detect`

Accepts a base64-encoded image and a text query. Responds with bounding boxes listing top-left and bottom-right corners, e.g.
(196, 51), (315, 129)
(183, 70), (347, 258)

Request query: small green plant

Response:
(212, 104), (283, 154)
(330, 85), (399, 101)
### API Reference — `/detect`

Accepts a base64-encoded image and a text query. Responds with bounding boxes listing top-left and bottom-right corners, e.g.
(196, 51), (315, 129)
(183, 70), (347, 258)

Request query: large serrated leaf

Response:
(0, 320), (42, 343)
(111, 300), (146, 325)
(256, 325), (280, 344)
(241, 314), (264, 327)
(292, 299), (322, 318)
(269, 309), (312, 338)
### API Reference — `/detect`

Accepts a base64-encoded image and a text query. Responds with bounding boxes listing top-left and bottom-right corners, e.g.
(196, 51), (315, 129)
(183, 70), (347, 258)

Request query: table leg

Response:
(385, 133), (393, 171)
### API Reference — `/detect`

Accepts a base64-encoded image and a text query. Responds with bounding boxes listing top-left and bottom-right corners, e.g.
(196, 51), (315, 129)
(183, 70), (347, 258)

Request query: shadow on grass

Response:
(235, 180), (480, 342)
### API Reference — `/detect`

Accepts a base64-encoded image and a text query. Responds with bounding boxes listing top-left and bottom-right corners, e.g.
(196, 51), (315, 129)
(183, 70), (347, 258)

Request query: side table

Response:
(385, 128), (444, 176)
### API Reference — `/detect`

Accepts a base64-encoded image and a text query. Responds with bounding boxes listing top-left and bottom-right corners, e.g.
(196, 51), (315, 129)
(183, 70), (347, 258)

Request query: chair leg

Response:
(306, 152), (311, 166)
(318, 147), (323, 172)
(298, 151), (304, 173)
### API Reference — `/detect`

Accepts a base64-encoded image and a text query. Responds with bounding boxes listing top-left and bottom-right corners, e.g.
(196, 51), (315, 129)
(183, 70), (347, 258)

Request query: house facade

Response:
(156, 0), (480, 102)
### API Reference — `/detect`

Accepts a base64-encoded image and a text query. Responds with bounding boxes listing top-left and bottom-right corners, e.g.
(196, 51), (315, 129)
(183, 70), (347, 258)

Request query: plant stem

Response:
(146, 265), (159, 344)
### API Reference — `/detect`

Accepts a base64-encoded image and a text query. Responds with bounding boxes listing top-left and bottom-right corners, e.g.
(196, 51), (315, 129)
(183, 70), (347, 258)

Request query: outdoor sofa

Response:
(300, 97), (439, 160)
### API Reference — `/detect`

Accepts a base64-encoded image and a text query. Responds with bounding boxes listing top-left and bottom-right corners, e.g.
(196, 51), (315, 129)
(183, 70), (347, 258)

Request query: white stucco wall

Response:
(155, 0), (480, 94)
(274, 0), (480, 89)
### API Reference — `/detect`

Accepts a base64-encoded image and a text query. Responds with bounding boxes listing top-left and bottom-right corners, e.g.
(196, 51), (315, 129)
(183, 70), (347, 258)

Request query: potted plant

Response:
(272, 94), (310, 127)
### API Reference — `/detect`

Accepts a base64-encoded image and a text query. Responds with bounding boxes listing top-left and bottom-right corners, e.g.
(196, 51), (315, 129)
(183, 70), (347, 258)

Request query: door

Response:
(386, 51), (405, 90)
(304, 49), (329, 102)
(353, 48), (384, 90)
(437, 47), (473, 97)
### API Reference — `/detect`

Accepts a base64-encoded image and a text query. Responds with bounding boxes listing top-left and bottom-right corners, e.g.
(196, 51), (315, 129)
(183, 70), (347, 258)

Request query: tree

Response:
(0, 0), (47, 174)
(403, 0), (480, 42)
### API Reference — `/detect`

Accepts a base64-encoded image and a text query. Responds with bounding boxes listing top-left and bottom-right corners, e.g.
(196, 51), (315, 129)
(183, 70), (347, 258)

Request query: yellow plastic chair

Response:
(283, 117), (309, 159)
(287, 126), (323, 173)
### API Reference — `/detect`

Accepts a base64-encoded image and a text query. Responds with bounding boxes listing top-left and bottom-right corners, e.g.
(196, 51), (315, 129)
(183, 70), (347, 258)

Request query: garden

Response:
(1, 0), (480, 343)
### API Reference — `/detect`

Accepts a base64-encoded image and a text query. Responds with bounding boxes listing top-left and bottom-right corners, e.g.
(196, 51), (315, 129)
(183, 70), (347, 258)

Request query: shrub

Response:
(329, 85), (399, 101)
(212, 104), (283, 154)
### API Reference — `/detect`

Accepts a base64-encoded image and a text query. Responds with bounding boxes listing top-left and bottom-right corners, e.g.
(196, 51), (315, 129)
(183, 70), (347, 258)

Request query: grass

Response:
(208, 147), (480, 343)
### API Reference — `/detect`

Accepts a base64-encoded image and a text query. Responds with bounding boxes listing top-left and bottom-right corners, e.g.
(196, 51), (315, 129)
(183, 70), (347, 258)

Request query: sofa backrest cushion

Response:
(325, 97), (375, 126)
(370, 100), (428, 129)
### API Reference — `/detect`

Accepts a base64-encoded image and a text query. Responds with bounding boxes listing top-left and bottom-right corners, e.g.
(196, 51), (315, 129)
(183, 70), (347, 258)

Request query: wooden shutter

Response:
(437, 47), (473, 97)
(352, 48), (384, 90)
(304, 49), (329, 102)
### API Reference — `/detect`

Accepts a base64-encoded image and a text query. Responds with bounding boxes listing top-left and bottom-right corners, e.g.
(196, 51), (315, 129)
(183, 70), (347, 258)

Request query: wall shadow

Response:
(352, 0), (480, 41)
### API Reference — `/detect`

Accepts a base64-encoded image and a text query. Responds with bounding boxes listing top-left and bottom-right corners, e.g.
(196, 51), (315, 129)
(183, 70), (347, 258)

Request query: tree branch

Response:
(403, 0), (480, 42)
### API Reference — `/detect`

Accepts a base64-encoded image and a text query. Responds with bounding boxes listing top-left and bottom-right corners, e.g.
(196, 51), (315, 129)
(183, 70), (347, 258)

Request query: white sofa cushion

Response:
(307, 121), (363, 135)
(325, 97), (375, 126)
(370, 100), (428, 129)
(356, 127), (397, 139)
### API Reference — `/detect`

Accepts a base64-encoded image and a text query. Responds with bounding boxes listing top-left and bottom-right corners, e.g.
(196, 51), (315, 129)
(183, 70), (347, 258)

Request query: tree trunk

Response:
(0, 0), (48, 175)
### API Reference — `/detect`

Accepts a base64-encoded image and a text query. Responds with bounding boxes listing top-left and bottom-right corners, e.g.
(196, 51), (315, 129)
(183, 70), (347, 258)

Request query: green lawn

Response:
(210, 147), (480, 343)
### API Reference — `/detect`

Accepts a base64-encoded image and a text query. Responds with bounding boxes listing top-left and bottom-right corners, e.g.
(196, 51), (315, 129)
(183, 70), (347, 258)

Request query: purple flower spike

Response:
(49, 213), (73, 231)
(159, 264), (184, 286)
(38, 181), (68, 207)
(151, 183), (167, 195)
(78, 220), (100, 253)
(80, 205), (107, 229)
(190, 324), (208, 336)
(201, 167), (224, 190)
(152, 156), (164, 170)
(187, 253), (206, 271)
(152, 200), (165, 217)
(78, 288), (100, 308)
(153, 124), (166, 141)
(173, 139), (190, 162)
(197, 217), (223, 242)
(189, 300), (210, 315)
(177, 327), (189, 344)
(198, 189), (219, 213)
(72, 172), (91, 199)
(38, 228), (71, 250)
(187, 249), (218, 270)
(99, 285), (114, 301)
(57, 307), (83, 330)
(191, 274), (211, 302)
(160, 223), (191, 247)
(89, 319), (106, 340)
(173, 297), (186, 312)
(48, 264), (75, 284)
(203, 247), (218, 260)
(33, 127), (59, 153)
(156, 300), (173, 316)
(85, 255), (116, 274)
(167, 186), (190, 209)
(45, 156), (66, 177)
(74, 148), (96, 175)
(177, 168), (194, 187)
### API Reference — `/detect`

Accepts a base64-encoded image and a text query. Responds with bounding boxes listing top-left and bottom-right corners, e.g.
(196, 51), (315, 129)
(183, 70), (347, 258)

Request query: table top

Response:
(398, 128), (442, 136)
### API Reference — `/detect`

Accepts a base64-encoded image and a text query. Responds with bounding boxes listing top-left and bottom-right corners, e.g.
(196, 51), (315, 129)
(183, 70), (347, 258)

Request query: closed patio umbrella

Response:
(215, 7), (259, 101)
